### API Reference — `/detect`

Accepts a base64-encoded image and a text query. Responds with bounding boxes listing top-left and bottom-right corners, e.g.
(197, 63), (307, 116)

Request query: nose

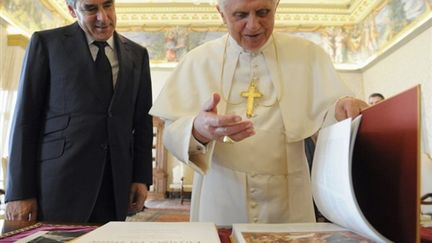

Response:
(246, 15), (260, 30)
(96, 7), (108, 22)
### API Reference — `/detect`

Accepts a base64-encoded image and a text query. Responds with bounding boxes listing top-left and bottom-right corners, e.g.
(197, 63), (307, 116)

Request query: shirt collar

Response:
(227, 34), (273, 55)
(84, 32), (115, 49)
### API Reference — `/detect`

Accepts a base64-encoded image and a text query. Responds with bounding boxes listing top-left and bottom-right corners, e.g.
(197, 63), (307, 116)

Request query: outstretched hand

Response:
(192, 93), (255, 144)
(335, 97), (369, 121)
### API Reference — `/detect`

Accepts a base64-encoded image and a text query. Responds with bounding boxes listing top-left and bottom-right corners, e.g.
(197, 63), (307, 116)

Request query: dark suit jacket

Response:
(6, 22), (153, 222)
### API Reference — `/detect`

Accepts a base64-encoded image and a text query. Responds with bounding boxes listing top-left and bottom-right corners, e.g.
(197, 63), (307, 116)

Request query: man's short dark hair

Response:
(369, 93), (385, 100)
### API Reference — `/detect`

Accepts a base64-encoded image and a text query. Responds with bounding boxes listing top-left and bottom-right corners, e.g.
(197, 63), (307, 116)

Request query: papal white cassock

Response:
(150, 32), (354, 225)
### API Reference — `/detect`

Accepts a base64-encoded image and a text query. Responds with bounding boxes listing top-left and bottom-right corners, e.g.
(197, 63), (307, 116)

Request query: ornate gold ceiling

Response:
(1, 0), (431, 69)
(40, 0), (383, 32)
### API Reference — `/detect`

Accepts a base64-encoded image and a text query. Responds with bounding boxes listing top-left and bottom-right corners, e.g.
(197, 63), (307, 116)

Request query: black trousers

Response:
(88, 154), (116, 223)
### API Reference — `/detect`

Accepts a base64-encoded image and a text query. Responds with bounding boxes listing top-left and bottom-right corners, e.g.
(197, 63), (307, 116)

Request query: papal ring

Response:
(222, 135), (235, 144)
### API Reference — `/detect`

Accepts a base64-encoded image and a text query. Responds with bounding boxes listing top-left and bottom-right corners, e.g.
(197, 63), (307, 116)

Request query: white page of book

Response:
(311, 116), (388, 242)
(72, 221), (221, 243)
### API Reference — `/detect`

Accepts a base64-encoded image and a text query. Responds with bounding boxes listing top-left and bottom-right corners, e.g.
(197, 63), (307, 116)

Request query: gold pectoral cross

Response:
(240, 81), (263, 118)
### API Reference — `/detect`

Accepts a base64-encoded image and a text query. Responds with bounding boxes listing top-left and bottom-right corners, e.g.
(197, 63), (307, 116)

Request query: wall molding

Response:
(44, 0), (382, 30)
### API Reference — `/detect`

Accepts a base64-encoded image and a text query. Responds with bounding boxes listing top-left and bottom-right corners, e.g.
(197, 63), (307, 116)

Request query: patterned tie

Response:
(93, 41), (114, 102)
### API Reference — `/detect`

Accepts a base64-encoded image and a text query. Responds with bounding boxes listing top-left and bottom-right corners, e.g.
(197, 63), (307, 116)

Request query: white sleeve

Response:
(163, 115), (215, 175)
(321, 101), (338, 128)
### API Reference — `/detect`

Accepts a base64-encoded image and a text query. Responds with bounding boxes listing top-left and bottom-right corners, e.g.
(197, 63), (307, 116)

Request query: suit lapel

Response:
(111, 33), (138, 110)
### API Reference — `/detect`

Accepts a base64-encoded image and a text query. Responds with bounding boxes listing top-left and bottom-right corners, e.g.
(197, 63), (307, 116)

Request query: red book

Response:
(352, 85), (420, 242)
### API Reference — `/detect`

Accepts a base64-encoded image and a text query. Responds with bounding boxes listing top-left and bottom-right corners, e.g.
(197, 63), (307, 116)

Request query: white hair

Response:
(217, 0), (279, 12)
(65, 0), (76, 7)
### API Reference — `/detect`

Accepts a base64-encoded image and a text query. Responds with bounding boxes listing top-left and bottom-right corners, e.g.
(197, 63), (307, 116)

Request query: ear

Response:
(216, 5), (227, 24)
(67, 4), (77, 18)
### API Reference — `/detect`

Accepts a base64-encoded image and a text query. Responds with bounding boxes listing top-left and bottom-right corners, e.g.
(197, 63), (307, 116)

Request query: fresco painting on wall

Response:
(401, 0), (427, 21)
(123, 29), (224, 63)
(375, 5), (395, 47)
(123, 0), (430, 66)
(315, 27), (348, 63)
(122, 31), (166, 61)
(1, 0), (431, 66)
(318, 0), (429, 65)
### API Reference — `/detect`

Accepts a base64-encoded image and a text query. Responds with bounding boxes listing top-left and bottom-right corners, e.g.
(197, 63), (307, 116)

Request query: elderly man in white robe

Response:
(150, 0), (368, 225)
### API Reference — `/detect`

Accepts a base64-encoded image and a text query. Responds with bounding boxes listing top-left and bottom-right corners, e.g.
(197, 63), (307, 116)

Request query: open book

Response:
(311, 115), (388, 242)
(73, 222), (221, 243)
(233, 86), (420, 243)
(231, 222), (374, 242)
(232, 117), (376, 243)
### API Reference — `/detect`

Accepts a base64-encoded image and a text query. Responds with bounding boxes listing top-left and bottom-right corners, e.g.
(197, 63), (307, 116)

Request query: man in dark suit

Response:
(5, 0), (153, 223)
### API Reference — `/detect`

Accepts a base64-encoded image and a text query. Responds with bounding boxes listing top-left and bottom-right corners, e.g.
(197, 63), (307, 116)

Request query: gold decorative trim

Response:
(47, 0), (383, 28)
(7, 34), (29, 48)
(0, 11), (31, 38)
(1, 0), (428, 71)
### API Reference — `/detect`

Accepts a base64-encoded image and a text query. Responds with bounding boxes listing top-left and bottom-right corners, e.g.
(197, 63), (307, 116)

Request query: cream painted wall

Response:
(363, 25), (431, 100)
(362, 23), (432, 213)
(0, 23), (6, 73)
(362, 23), (432, 156)
(338, 71), (364, 99)
(150, 67), (174, 103)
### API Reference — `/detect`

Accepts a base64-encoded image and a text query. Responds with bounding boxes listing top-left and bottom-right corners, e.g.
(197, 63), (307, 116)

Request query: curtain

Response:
(0, 46), (24, 159)
(0, 23), (25, 190)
